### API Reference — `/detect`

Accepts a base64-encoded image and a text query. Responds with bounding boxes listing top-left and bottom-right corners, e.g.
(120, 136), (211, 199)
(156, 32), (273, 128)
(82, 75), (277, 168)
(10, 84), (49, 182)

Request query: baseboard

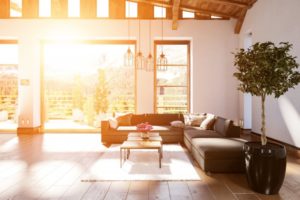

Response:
(251, 131), (300, 150)
(17, 126), (42, 134)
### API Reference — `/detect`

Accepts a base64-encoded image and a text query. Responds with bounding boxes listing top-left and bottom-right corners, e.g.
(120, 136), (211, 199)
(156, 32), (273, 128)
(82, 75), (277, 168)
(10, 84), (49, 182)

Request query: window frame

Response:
(154, 40), (191, 114)
(154, 5), (166, 18)
(125, 0), (138, 18)
(10, 0), (22, 17)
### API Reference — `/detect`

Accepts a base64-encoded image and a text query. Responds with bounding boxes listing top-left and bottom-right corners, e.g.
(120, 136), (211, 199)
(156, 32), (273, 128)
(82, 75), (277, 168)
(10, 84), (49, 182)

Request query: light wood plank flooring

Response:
(0, 133), (299, 200)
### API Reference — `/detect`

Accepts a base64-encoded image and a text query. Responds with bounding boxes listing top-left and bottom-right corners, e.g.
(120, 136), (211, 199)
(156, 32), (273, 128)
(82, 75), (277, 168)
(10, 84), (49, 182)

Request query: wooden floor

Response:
(0, 133), (299, 200)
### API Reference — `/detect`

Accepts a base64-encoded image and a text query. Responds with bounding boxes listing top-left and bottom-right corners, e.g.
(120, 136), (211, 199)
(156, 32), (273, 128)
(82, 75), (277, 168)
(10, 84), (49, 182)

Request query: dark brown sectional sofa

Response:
(184, 116), (240, 151)
(184, 116), (247, 172)
(101, 113), (246, 173)
(101, 113), (184, 144)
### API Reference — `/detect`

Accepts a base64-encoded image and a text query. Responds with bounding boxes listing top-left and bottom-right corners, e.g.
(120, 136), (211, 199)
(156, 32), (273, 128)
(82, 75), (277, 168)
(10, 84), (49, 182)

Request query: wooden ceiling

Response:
(180, 0), (257, 33)
(136, 0), (257, 33)
(0, 0), (257, 34)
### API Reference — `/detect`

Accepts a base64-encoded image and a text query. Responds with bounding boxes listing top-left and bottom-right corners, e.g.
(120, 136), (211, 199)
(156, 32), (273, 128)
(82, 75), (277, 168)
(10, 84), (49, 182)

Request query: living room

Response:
(0, 0), (299, 199)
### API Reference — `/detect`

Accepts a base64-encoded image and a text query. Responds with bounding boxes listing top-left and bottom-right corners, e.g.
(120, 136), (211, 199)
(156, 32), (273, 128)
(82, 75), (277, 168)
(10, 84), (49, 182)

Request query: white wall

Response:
(239, 0), (300, 147)
(0, 19), (239, 128)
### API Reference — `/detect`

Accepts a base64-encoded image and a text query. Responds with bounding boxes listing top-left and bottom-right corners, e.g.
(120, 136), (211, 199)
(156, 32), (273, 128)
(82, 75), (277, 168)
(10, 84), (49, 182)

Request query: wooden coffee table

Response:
(127, 132), (162, 142)
(120, 132), (163, 168)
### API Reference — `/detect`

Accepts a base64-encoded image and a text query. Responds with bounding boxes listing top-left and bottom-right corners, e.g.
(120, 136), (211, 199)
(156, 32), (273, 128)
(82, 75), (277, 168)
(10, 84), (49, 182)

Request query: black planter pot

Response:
(244, 141), (286, 195)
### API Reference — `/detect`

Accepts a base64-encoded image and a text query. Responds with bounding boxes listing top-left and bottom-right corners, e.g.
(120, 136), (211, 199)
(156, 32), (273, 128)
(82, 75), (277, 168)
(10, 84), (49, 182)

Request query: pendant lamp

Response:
(157, 6), (167, 71)
(136, 19), (144, 70)
(145, 20), (154, 71)
(124, 2), (134, 67)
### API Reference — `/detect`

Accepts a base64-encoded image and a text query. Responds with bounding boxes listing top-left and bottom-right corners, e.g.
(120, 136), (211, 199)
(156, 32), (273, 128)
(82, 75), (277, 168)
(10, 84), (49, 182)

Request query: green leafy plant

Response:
(233, 42), (300, 145)
(95, 68), (109, 114)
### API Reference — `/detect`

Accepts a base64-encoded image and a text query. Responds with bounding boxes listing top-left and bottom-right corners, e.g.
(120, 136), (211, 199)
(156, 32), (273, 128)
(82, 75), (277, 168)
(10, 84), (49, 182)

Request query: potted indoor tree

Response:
(233, 41), (300, 194)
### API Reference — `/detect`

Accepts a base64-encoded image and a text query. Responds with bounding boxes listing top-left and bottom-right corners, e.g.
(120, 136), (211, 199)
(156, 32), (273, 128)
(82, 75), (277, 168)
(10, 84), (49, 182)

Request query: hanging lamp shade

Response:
(136, 51), (144, 70)
(145, 53), (154, 71)
(136, 19), (145, 70)
(124, 47), (134, 67)
(157, 52), (168, 71)
(157, 4), (167, 71)
(124, 2), (134, 67)
(145, 20), (154, 71)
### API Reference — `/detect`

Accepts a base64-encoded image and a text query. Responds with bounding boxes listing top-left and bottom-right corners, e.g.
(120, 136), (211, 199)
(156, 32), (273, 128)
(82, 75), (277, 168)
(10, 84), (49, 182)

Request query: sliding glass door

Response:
(42, 40), (135, 131)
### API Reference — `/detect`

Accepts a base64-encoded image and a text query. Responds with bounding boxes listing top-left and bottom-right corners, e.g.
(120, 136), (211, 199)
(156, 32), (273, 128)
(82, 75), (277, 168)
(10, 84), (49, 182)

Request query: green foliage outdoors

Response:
(95, 68), (109, 114)
(233, 41), (300, 145)
(72, 75), (84, 110)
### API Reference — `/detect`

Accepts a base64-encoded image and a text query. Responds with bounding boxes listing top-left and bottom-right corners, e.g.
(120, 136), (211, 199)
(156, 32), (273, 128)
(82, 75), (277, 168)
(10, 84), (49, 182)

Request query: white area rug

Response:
(86, 144), (201, 181)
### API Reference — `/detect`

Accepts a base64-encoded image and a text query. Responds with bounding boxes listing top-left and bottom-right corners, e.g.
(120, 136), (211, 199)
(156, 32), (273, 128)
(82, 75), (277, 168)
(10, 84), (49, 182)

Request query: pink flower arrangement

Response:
(136, 122), (153, 132)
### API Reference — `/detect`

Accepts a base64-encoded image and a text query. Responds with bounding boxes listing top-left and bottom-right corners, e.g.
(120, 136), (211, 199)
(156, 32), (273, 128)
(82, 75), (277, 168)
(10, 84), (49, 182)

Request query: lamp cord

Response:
(128, 1), (130, 43)
(149, 20), (151, 54)
(161, 5), (164, 54)
(139, 19), (141, 51)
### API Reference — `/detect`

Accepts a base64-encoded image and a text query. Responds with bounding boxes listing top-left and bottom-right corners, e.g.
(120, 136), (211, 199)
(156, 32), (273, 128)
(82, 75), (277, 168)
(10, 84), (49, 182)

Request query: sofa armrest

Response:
(228, 125), (241, 137)
(101, 120), (110, 135)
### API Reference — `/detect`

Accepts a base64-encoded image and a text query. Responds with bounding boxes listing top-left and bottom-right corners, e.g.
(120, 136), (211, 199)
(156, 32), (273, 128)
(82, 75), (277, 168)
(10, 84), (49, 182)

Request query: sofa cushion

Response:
(214, 117), (233, 137)
(184, 127), (222, 142)
(145, 114), (183, 126)
(116, 113), (132, 126)
(200, 113), (216, 130)
(184, 113), (206, 126)
(117, 125), (174, 132)
(192, 138), (246, 160)
(108, 118), (118, 129)
(170, 120), (185, 128)
(191, 115), (206, 126)
(131, 114), (146, 125)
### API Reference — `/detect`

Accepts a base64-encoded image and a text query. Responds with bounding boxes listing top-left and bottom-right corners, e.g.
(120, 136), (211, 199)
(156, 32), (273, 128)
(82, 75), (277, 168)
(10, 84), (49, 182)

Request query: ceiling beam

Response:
(130, 0), (172, 8)
(23, 0), (39, 18)
(131, 0), (237, 19)
(0, 0), (10, 18)
(205, 0), (250, 8)
(234, 8), (247, 34)
(172, 0), (181, 30)
(249, 0), (257, 7)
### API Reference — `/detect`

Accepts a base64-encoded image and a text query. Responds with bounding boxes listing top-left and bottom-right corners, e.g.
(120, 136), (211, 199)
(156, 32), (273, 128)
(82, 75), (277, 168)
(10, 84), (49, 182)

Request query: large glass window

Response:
(155, 41), (190, 114)
(39, 0), (51, 17)
(10, 0), (22, 17)
(43, 41), (136, 130)
(126, 1), (137, 18)
(182, 11), (195, 18)
(0, 41), (18, 130)
(97, 0), (109, 18)
(154, 6), (166, 18)
(68, 0), (80, 17)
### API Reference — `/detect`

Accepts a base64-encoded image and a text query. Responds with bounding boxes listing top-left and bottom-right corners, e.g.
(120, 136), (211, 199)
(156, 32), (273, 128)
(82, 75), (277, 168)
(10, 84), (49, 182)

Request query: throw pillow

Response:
(190, 115), (206, 126)
(184, 113), (206, 126)
(200, 114), (216, 130)
(108, 117), (118, 129)
(116, 113), (132, 126)
(170, 120), (185, 128)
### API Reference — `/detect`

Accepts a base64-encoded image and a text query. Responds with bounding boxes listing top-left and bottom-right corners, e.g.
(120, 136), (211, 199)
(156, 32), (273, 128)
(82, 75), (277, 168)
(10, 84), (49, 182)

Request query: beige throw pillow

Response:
(191, 115), (206, 126)
(170, 120), (185, 128)
(116, 113), (132, 126)
(108, 117), (118, 129)
(184, 113), (206, 126)
(200, 114), (216, 130)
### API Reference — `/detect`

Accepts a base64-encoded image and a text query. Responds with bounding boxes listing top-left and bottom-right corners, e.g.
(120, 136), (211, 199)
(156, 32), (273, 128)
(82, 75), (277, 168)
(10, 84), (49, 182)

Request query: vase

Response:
(244, 141), (286, 195)
(141, 132), (149, 139)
